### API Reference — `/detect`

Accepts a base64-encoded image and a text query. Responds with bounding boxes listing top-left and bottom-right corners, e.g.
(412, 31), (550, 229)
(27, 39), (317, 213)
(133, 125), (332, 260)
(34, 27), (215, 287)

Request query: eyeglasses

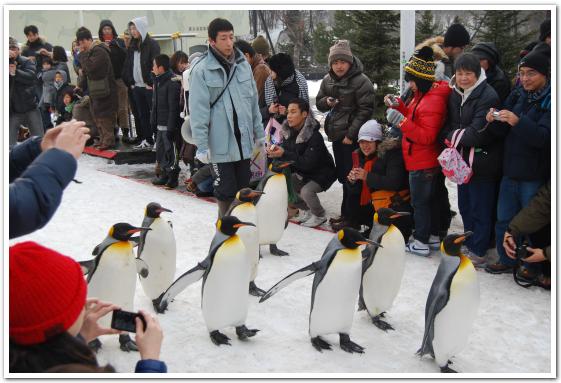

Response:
(518, 70), (540, 79)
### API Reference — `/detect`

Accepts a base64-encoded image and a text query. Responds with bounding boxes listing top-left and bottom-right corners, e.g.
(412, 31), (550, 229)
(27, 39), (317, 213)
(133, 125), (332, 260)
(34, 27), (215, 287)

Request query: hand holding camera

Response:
(134, 310), (164, 361)
(79, 298), (121, 343)
(384, 94), (400, 107)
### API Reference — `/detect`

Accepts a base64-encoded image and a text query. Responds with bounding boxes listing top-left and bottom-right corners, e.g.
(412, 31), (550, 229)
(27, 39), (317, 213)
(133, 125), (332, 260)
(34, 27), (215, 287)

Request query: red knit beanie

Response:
(10, 241), (87, 345)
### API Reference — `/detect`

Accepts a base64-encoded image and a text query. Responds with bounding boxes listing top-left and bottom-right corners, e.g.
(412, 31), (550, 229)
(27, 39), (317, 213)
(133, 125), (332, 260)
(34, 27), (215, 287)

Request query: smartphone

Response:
(352, 151), (360, 168)
(111, 309), (146, 333)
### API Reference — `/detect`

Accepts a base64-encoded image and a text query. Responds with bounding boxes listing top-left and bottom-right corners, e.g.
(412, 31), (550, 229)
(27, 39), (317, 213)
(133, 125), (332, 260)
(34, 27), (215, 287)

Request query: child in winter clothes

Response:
(55, 88), (77, 125)
(339, 120), (412, 240)
(150, 54), (181, 189)
(38, 57), (63, 130)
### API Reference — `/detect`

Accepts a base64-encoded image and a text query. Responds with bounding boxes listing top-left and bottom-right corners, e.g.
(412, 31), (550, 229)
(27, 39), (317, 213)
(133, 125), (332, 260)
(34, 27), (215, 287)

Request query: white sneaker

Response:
(406, 239), (430, 257)
(134, 139), (152, 150)
(428, 235), (441, 250)
(293, 209), (312, 223)
(301, 214), (327, 228)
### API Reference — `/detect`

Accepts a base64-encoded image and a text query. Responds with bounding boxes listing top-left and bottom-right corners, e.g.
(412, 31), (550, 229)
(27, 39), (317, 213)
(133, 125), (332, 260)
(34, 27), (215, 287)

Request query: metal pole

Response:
(399, 10), (416, 94)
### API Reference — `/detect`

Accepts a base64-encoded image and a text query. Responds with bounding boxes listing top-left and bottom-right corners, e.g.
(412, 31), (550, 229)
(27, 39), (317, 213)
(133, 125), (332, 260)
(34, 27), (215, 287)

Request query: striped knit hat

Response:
(404, 46), (436, 82)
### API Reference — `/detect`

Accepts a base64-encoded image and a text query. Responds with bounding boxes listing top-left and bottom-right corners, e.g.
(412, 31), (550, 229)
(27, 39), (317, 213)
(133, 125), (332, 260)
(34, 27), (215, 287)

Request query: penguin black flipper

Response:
(154, 258), (210, 313)
(79, 260), (96, 276)
(418, 256), (461, 358)
(88, 236), (120, 283)
(137, 216), (155, 256)
(259, 261), (321, 303)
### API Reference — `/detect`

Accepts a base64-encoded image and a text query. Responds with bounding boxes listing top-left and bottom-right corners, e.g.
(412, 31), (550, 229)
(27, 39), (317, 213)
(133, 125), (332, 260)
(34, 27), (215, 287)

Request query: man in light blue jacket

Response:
(189, 18), (265, 217)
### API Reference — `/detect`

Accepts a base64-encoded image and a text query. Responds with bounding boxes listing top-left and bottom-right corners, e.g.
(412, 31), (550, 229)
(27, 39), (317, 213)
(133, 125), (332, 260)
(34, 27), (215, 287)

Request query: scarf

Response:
(360, 155), (377, 206)
(527, 82), (550, 104)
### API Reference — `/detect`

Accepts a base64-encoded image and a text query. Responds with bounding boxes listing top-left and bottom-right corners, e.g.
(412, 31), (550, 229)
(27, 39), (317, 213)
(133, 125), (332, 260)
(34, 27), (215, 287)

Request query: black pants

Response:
(210, 159), (251, 201)
(131, 86), (153, 143)
(155, 130), (179, 174)
(333, 139), (358, 218)
(430, 172), (452, 239)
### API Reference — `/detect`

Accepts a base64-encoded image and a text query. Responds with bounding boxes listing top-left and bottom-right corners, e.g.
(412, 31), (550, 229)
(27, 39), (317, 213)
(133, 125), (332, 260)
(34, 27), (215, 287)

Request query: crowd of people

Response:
(8, 14), (551, 373)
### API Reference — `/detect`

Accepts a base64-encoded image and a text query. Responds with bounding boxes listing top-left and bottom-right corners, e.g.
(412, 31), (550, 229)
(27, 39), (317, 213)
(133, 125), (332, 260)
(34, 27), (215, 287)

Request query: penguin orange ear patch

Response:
(337, 230), (344, 242)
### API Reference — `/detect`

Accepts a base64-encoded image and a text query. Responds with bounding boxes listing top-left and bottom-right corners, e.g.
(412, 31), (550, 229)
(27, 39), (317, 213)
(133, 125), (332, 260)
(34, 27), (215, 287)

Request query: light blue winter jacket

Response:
(189, 47), (265, 163)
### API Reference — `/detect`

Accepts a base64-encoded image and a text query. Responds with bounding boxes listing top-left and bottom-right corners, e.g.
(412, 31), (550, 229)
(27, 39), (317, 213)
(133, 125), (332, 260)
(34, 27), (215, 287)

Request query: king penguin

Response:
(359, 208), (411, 331)
(137, 202), (176, 311)
(226, 188), (266, 297)
(80, 222), (151, 352)
(418, 232), (479, 373)
(260, 228), (381, 353)
(155, 216), (260, 346)
(255, 160), (293, 256)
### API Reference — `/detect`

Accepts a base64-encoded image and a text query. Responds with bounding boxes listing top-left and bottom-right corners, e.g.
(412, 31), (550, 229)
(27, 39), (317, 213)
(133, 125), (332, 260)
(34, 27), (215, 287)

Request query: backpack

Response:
(437, 129), (474, 185)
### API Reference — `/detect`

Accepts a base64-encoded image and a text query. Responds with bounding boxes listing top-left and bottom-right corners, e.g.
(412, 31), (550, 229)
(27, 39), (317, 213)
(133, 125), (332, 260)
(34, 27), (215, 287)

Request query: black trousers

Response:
(333, 139), (359, 218)
(210, 159), (251, 201)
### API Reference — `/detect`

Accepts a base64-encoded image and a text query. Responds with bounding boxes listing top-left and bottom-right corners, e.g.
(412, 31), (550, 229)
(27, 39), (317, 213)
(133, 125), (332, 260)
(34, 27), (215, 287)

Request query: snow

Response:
(12, 154), (552, 376)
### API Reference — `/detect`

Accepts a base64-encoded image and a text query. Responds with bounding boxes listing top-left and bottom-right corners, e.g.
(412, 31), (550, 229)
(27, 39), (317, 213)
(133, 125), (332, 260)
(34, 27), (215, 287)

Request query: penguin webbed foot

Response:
(269, 244), (289, 256)
(372, 314), (394, 331)
(249, 281), (266, 297)
(440, 364), (457, 373)
(119, 334), (139, 352)
(236, 325), (260, 340)
(339, 333), (365, 354)
(210, 330), (232, 346)
(88, 338), (102, 353)
(311, 336), (332, 352)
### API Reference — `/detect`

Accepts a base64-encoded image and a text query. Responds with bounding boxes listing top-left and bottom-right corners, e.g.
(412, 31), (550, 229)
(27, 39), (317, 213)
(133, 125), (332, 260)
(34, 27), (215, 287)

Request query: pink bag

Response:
(265, 117), (284, 146)
(437, 129), (474, 185)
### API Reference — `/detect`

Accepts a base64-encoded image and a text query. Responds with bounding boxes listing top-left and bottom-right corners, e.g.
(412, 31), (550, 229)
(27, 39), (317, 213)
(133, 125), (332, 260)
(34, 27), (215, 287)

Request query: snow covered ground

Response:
(12, 154), (552, 376)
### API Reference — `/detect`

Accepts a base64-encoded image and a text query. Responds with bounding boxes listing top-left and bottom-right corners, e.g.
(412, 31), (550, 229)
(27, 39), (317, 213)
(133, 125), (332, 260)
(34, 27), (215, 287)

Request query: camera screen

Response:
(111, 310), (140, 333)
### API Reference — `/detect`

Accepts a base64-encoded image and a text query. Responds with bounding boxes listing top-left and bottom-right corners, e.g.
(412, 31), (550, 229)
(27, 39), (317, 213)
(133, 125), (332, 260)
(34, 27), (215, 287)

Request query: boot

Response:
(151, 170), (168, 186)
(165, 170), (180, 189)
(217, 199), (234, 218)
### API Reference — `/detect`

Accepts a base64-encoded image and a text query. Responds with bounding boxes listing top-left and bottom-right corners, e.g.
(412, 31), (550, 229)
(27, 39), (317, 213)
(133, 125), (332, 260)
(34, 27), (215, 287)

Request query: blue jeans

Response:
(458, 180), (497, 257)
(131, 86), (154, 143)
(409, 167), (439, 243)
(495, 177), (543, 266)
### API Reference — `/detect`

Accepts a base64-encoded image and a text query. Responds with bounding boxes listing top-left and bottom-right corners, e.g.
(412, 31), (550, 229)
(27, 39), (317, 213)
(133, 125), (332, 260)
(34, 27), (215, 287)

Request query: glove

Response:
(386, 108), (405, 126)
(195, 149), (210, 164)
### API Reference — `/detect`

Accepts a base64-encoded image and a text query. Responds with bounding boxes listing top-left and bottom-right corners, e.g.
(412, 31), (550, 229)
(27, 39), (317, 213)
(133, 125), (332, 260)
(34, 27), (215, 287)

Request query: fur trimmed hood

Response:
(415, 36), (448, 62)
(281, 114), (320, 144)
(377, 137), (401, 158)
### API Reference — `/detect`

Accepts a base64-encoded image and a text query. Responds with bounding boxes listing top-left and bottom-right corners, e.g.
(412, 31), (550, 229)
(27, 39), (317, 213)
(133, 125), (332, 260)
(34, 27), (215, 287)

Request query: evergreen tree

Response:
(312, 22), (334, 65)
(416, 10), (439, 44)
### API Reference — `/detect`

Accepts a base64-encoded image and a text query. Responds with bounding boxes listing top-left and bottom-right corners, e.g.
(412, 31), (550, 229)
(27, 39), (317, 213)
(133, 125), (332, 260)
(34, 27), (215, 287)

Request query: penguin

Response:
(80, 223), (151, 352)
(260, 228), (381, 353)
(359, 208), (411, 331)
(155, 216), (260, 346)
(255, 160), (293, 256)
(137, 202), (176, 311)
(418, 232), (479, 373)
(225, 188), (266, 297)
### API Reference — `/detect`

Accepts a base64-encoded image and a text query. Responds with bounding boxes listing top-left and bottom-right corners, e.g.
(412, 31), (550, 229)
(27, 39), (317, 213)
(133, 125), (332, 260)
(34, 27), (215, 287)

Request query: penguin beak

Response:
(454, 231), (473, 244)
(233, 221), (256, 228)
(248, 190), (265, 198)
(156, 207), (172, 213)
(390, 211), (411, 219)
(356, 239), (383, 248)
(278, 161), (294, 169)
(127, 227), (152, 234)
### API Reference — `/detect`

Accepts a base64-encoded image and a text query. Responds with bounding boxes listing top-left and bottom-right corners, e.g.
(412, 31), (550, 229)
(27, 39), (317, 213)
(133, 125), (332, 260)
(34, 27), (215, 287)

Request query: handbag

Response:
(437, 129), (474, 185)
(87, 77), (110, 99)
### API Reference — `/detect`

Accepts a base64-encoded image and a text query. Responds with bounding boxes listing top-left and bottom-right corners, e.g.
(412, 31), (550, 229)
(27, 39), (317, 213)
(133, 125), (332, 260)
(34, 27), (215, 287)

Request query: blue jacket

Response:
(9, 137), (77, 239)
(189, 47), (265, 163)
(135, 359), (167, 373)
(500, 84), (550, 181)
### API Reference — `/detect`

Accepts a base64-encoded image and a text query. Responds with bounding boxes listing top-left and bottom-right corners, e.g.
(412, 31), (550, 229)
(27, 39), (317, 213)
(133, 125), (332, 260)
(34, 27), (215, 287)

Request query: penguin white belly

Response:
(433, 259), (480, 367)
(88, 242), (137, 327)
(257, 175), (288, 245)
(139, 218), (177, 299)
(202, 236), (250, 332)
(231, 204), (260, 281)
(309, 249), (362, 337)
(362, 226), (406, 316)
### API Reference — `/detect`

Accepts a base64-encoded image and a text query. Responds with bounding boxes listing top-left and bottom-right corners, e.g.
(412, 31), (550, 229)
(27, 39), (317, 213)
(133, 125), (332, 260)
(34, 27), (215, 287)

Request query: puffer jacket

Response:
(392, 80), (452, 171)
(78, 41), (118, 118)
(496, 84), (551, 182)
(122, 17), (160, 87)
(316, 57), (375, 142)
(279, 114), (337, 191)
(9, 55), (39, 113)
(441, 71), (504, 181)
(150, 70), (181, 131)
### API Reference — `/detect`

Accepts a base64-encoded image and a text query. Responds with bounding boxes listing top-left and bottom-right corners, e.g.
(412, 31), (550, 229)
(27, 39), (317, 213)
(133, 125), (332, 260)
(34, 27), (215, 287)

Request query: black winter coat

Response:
(9, 55), (39, 113)
(122, 35), (160, 87)
(498, 84), (551, 182)
(150, 70), (181, 131)
(316, 57), (375, 142)
(441, 76), (504, 181)
(279, 115), (337, 190)
(486, 65), (511, 104)
(21, 38), (53, 72)
(98, 20), (127, 80)
(9, 137), (77, 239)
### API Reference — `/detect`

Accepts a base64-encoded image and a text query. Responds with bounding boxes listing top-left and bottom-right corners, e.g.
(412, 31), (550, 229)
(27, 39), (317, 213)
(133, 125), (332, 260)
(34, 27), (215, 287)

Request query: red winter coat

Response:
(392, 81), (451, 171)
